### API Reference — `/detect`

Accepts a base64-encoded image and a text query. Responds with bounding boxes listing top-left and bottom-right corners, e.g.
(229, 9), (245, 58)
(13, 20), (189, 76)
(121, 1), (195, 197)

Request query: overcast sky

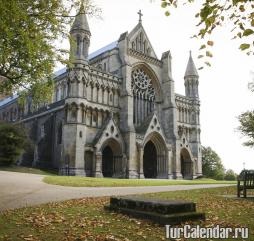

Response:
(60, 0), (254, 173)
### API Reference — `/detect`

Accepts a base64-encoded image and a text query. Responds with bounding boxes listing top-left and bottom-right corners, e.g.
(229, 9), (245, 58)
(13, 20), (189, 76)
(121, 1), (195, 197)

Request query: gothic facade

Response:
(0, 8), (202, 179)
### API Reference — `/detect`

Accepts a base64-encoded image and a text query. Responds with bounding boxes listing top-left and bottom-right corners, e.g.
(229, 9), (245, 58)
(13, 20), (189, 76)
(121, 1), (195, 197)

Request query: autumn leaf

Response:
(239, 43), (250, 50)
(207, 40), (214, 46)
(199, 44), (206, 50)
(243, 29), (254, 37)
(206, 51), (213, 57)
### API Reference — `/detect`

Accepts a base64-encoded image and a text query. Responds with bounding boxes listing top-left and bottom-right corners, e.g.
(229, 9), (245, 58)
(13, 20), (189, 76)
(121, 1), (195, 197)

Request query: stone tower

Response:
(183, 52), (202, 177)
(62, 6), (91, 175)
(184, 52), (199, 98)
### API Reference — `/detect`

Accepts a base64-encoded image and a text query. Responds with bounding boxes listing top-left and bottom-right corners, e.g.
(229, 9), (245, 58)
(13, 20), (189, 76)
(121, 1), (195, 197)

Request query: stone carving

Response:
(131, 68), (155, 99)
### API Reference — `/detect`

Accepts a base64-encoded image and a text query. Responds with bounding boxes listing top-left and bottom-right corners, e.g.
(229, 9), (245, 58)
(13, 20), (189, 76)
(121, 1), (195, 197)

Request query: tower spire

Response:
(184, 51), (198, 77)
(70, 3), (91, 64)
(184, 51), (199, 98)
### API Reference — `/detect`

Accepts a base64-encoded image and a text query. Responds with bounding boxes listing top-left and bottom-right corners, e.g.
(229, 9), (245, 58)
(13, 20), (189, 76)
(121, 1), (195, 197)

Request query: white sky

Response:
(61, 0), (254, 173)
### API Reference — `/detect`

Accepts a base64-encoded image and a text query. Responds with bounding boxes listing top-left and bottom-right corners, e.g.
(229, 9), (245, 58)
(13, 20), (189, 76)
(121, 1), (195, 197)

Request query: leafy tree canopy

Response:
(202, 146), (225, 180)
(0, 122), (29, 166)
(0, 0), (99, 105)
(161, 0), (254, 69)
(238, 110), (254, 147)
(224, 169), (237, 180)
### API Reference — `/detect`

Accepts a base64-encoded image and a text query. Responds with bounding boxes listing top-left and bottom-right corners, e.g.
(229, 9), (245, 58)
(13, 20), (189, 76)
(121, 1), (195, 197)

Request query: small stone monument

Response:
(105, 196), (205, 225)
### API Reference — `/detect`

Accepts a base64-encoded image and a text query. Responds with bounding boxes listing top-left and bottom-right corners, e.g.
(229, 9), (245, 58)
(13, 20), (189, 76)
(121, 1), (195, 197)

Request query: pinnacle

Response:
(70, 3), (90, 33)
(184, 51), (198, 78)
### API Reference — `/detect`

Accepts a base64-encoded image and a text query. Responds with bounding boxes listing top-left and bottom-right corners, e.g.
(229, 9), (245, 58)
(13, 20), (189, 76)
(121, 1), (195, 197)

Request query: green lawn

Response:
(43, 175), (236, 187)
(0, 165), (57, 176)
(0, 186), (253, 241)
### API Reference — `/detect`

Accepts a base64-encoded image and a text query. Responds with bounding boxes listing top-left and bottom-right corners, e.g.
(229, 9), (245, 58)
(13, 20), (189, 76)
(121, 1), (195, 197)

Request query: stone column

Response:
(139, 147), (144, 179)
(157, 154), (167, 179)
(122, 154), (127, 178)
(174, 143), (183, 179)
(94, 152), (103, 177)
(137, 95), (140, 125)
(135, 96), (138, 124)
(167, 149), (173, 179)
(32, 144), (39, 167)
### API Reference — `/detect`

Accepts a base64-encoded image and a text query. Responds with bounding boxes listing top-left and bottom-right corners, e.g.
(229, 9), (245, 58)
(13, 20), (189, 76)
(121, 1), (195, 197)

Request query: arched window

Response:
(57, 122), (62, 144)
(83, 37), (89, 58)
(143, 41), (146, 54)
(63, 84), (67, 98)
(147, 48), (151, 56)
(76, 36), (80, 55)
(55, 87), (59, 101)
(61, 85), (64, 99)
(139, 32), (143, 51)
(109, 93), (113, 103)
(131, 68), (155, 125)
(70, 104), (77, 122)
(82, 38), (85, 56)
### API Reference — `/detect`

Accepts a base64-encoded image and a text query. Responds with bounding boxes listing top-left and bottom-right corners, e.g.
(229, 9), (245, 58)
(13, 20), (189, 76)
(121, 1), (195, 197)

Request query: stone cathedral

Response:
(0, 8), (202, 179)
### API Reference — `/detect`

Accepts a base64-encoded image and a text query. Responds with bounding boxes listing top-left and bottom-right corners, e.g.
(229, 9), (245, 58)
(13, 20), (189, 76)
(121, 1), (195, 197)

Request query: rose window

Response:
(131, 69), (155, 98)
(131, 68), (155, 125)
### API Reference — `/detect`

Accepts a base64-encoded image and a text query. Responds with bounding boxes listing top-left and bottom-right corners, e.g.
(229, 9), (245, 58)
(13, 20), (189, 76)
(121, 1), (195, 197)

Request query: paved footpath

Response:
(0, 171), (234, 211)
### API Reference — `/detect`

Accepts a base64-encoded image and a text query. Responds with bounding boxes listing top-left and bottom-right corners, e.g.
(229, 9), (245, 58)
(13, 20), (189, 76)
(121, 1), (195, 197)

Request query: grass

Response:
(43, 175), (236, 187)
(0, 165), (57, 176)
(0, 186), (253, 241)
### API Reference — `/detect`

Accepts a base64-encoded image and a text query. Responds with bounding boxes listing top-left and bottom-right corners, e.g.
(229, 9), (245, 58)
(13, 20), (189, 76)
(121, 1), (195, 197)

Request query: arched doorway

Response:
(180, 148), (193, 179)
(143, 141), (157, 178)
(101, 138), (124, 178)
(102, 146), (114, 177)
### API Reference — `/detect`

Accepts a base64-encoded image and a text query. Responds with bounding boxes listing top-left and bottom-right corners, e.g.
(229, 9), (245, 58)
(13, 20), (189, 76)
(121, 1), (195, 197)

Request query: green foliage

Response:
(0, 122), (28, 166)
(202, 146), (225, 180)
(0, 0), (99, 104)
(161, 0), (254, 68)
(238, 110), (254, 147)
(224, 169), (237, 181)
(18, 79), (54, 108)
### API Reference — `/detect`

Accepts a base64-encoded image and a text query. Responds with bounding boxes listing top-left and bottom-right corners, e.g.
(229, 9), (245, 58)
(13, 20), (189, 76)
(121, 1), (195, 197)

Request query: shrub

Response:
(224, 169), (237, 181)
(0, 122), (28, 166)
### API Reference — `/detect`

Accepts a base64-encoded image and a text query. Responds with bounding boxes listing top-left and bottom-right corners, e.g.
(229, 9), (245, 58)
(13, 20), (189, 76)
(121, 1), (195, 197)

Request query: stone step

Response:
(105, 205), (205, 225)
(109, 196), (196, 215)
